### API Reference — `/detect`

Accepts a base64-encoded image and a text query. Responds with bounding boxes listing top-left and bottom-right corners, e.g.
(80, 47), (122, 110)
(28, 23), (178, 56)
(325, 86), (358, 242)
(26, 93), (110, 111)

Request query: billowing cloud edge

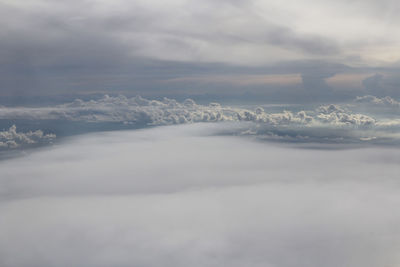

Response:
(0, 94), (399, 146)
(0, 95), (380, 126)
(0, 125), (56, 150)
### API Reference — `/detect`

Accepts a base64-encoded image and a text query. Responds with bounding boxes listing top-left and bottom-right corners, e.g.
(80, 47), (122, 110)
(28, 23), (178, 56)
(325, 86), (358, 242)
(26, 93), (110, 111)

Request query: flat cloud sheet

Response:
(1, 123), (400, 267)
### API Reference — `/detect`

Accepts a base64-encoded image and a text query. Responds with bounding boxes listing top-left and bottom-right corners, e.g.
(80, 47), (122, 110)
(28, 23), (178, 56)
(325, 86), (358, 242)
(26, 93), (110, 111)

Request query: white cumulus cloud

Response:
(0, 125), (55, 150)
(2, 95), (400, 145)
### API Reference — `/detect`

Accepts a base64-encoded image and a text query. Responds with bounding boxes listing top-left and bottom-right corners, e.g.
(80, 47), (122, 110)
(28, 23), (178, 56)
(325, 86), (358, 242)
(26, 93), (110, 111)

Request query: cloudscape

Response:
(1, 1), (400, 267)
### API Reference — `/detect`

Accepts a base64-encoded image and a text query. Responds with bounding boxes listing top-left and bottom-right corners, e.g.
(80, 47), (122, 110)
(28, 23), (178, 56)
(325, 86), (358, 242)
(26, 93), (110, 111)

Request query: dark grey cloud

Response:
(362, 73), (400, 98)
(1, 0), (400, 103)
(0, 0), (354, 101)
(362, 74), (385, 95)
(266, 25), (340, 55)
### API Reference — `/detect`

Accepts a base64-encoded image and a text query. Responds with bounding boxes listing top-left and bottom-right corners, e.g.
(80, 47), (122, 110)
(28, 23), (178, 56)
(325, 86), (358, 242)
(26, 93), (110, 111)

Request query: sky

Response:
(1, 0), (400, 102)
(1, 1), (400, 267)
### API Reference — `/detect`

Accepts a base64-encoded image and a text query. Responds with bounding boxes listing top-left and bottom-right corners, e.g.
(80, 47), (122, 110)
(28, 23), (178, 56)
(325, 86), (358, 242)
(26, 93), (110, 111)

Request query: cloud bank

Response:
(0, 95), (378, 126)
(1, 124), (400, 267)
(2, 94), (400, 146)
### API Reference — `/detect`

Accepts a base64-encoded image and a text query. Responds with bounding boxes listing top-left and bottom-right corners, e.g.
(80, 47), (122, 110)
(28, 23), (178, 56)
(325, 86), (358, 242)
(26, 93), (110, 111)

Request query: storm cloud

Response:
(1, 0), (400, 100)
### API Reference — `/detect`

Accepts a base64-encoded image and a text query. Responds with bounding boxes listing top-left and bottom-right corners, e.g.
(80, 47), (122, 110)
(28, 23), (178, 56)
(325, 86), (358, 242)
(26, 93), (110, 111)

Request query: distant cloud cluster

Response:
(0, 95), (381, 127)
(61, 95), (321, 126)
(1, 94), (399, 146)
(0, 125), (55, 150)
(316, 104), (376, 126)
(355, 95), (400, 108)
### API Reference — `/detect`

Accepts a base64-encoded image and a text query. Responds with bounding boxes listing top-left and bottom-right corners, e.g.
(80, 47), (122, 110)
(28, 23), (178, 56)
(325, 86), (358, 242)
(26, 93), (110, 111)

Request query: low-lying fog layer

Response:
(1, 123), (400, 267)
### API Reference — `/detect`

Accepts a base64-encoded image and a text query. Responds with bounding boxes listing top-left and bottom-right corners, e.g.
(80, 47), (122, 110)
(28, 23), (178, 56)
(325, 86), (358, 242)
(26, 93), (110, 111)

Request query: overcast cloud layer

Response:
(1, 0), (400, 100)
(1, 124), (400, 267)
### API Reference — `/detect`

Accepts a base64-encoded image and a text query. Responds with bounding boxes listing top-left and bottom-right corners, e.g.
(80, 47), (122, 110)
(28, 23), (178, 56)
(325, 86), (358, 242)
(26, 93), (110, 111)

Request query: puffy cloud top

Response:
(0, 125), (55, 150)
(0, 95), (378, 127)
(316, 104), (376, 126)
(2, 95), (400, 146)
